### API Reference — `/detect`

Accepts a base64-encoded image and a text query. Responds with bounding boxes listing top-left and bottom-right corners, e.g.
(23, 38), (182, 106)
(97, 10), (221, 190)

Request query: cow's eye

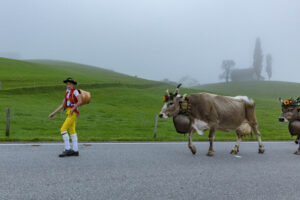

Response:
(169, 102), (174, 106)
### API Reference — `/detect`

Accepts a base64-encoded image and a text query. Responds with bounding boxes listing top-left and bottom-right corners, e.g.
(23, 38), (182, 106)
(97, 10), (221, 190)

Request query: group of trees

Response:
(220, 37), (273, 83)
(219, 60), (235, 83)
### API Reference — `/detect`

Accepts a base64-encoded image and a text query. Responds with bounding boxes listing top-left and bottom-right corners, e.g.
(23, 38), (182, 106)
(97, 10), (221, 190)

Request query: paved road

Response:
(0, 142), (299, 200)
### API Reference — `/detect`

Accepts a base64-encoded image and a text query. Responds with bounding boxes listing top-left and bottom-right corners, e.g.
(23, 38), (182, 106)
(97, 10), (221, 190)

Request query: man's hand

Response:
(48, 113), (55, 119)
(70, 108), (75, 114)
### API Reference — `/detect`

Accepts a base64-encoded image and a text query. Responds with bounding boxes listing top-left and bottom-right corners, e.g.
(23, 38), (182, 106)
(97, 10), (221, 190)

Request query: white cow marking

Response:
(281, 117), (288, 122)
(159, 103), (168, 118)
(192, 119), (209, 135)
(233, 96), (252, 102)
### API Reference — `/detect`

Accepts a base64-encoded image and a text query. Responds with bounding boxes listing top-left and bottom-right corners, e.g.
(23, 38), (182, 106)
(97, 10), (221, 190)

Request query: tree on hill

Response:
(266, 54), (272, 80)
(219, 60), (235, 83)
(253, 37), (264, 80)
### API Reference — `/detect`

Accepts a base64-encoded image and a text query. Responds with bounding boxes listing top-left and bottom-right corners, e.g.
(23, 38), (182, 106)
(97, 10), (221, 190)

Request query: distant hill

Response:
(0, 58), (156, 89)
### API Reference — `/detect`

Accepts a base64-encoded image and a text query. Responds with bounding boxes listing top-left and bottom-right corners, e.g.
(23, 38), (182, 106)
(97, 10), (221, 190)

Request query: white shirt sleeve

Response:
(74, 90), (80, 97)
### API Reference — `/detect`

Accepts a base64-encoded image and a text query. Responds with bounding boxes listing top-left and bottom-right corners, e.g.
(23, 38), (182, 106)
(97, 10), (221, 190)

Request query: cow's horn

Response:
(166, 89), (170, 96)
(175, 83), (182, 94)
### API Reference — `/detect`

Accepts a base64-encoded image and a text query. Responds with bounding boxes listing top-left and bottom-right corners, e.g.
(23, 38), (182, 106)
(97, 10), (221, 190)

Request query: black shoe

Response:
(72, 151), (79, 156)
(59, 149), (74, 157)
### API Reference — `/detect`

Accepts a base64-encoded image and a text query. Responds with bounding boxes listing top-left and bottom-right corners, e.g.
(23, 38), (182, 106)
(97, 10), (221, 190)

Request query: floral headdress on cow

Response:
(163, 84), (182, 102)
(279, 97), (300, 108)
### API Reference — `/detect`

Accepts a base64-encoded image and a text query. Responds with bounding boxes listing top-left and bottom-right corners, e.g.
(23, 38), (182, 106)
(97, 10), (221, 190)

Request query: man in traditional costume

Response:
(49, 78), (82, 157)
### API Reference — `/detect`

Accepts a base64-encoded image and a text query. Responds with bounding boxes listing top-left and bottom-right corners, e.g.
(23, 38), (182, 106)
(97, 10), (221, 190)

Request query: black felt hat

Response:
(63, 77), (77, 85)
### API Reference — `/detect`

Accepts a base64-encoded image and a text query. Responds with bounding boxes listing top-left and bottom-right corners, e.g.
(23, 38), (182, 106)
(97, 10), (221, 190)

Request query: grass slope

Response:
(0, 57), (198, 141)
(0, 58), (298, 141)
(0, 58), (154, 89)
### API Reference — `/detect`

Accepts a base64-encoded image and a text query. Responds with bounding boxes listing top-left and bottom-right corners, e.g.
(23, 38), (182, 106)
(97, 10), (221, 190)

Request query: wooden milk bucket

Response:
(78, 89), (91, 105)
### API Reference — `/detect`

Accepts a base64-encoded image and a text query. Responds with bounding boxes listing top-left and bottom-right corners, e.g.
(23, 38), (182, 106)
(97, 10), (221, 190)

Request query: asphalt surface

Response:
(0, 141), (299, 200)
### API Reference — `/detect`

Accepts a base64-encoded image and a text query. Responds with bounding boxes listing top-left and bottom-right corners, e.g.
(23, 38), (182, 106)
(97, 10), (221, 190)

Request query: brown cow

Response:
(159, 85), (265, 156)
(278, 98), (300, 154)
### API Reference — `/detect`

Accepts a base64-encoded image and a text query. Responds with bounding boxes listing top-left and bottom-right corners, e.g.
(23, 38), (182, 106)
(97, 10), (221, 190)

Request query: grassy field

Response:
(0, 57), (298, 141)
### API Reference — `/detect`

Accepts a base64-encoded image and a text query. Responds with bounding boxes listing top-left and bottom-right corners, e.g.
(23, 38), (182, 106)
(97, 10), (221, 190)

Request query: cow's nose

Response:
(159, 113), (163, 118)
(278, 118), (285, 122)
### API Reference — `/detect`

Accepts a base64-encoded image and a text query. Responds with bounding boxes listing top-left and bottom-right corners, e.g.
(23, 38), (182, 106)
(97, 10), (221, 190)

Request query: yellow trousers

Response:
(60, 108), (77, 135)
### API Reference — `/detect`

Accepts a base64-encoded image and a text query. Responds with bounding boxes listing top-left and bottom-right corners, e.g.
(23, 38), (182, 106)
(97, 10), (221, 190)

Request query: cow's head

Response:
(278, 97), (300, 122)
(159, 84), (183, 118)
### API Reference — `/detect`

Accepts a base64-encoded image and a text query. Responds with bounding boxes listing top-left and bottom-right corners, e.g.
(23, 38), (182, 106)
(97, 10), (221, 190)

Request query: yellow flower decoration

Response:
(284, 100), (291, 105)
(163, 95), (170, 102)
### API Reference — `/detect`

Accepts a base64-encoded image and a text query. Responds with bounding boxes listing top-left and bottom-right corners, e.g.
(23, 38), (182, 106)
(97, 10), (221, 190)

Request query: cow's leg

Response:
(231, 135), (242, 154)
(295, 136), (300, 144)
(251, 125), (265, 154)
(188, 132), (196, 155)
(207, 128), (215, 157)
(246, 104), (264, 154)
(294, 143), (300, 155)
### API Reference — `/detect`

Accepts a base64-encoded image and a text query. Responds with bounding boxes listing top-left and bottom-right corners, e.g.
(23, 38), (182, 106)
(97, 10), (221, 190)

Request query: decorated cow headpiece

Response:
(163, 83), (182, 102)
(279, 97), (300, 108)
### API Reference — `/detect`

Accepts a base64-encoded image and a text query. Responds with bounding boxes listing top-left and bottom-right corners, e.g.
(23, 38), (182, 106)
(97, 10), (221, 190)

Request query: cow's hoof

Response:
(230, 146), (239, 155)
(294, 150), (300, 155)
(189, 145), (197, 155)
(206, 151), (214, 157)
(258, 145), (265, 154)
(230, 149), (238, 155)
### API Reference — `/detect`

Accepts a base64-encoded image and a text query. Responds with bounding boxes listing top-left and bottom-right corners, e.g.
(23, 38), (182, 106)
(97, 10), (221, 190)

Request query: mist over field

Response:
(0, 0), (299, 85)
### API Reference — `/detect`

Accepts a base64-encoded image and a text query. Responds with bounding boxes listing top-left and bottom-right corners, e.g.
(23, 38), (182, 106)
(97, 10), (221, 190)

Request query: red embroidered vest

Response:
(64, 89), (79, 115)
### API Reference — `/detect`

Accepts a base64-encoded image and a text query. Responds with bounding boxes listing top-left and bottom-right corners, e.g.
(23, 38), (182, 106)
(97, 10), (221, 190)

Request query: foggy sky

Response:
(0, 0), (299, 84)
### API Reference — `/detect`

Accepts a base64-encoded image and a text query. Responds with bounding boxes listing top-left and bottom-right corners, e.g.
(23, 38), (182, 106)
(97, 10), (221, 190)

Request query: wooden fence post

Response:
(154, 115), (158, 138)
(6, 108), (10, 137)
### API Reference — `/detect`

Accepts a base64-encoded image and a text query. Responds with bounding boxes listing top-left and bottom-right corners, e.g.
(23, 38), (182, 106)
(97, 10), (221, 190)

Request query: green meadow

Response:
(0, 57), (297, 141)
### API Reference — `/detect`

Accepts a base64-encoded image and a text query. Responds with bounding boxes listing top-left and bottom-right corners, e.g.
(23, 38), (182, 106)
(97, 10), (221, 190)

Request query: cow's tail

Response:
(246, 98), (255, 108)
(244, 97), (257, 138)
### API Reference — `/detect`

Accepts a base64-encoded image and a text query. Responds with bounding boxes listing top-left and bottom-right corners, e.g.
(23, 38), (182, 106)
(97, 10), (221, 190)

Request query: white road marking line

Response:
(234, 155), (242, 158)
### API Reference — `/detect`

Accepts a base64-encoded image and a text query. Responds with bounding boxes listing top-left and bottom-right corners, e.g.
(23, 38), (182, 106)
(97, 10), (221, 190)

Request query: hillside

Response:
(0, 57), (198, 141)
(0, 57), (155, 89)
(0, 58), (297, 141)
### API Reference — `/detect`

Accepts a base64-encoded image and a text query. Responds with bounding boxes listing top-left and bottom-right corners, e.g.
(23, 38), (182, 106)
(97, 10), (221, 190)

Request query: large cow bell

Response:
(289, 120), (300, 136)
(173, 114), (192, 134)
